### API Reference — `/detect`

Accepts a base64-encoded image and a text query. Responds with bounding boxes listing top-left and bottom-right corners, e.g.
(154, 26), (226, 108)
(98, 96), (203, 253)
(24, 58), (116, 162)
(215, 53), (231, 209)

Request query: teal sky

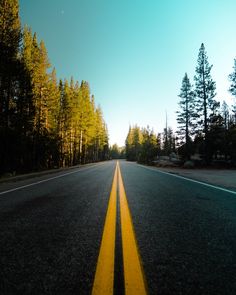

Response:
(20, 0), (236, 146)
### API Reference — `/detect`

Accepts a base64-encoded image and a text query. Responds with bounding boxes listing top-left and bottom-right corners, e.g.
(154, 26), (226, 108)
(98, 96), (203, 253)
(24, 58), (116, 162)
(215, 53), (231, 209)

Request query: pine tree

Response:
(228, 59), (236, 164)
(59, 79), (71, 166)
(101, 122), (109, 161)
(32, 37), (51, 134)
(194, 43), (217, 163)
(22, 29), (51, 134)
(0, 0), (21, 127)
(139, 127), (157, 164)
(20, 26), (35, 137)
(110, 144), (120, 159)
(78, 81), (93, 163)
(47, 68), (60, 133)
(22, 32), (53, 168)
(221, 101), (230, 130)
(94, 106), (104, 161)
(0, 0), (21, 172)
(0, 0), (110, 173)
(177, 73), (195, 159)
(125, 125), (143, 161)
(132, 125), (143, 160)
(229, 58), (236, 123)
(163, 127), (175, 156)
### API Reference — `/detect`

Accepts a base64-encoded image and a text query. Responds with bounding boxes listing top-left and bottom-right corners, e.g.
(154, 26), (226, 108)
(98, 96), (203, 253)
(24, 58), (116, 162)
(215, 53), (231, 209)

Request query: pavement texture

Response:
(0, 160), (236, 294)
(120, 161), (236, 295)
(0, 162), (116, 295)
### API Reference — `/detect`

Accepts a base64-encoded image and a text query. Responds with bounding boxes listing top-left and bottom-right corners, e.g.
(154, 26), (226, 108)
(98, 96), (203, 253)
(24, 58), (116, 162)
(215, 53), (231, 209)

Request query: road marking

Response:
(92, 162), (147, 294)
(92, 164), (118, 295)
(139, 164), (236, 196)
(118, 162), (147, 295)
(0, 163), (105, 196)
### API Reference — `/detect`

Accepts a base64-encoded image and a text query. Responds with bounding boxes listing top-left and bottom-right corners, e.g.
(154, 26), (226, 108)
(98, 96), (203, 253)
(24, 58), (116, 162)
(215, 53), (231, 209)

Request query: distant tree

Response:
(125, 126), (133, 160)
(125, 125), (142, 161)
(162, 127), (175, 156)
(138, 127), (157, 164)
(110, 144), (120, 159)
(176, 73), (196, 159)
(194, 43), (218, 163)
(156, 133), (162, 156)
(208, 111), (225, 160)
(93, 105), (109, 162)
(229, 58), (236, 123)
(125, 125), (158, 164)
(221, 101), (230, 130)
(119, 147), (126, 159)
(228, 60), (236, 164)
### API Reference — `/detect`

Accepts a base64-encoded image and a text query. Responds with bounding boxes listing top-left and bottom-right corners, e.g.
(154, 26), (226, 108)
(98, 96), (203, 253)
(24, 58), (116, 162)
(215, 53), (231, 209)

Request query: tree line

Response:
(177, 43), (236, 165)
(125, 43), (236, 166)
(0, 0), (109, 175)
(125, 125), (160, 164)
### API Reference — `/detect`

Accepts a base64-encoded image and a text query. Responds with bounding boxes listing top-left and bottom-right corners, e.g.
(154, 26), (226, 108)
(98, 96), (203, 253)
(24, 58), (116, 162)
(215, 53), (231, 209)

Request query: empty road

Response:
(0, 160), (236, 294)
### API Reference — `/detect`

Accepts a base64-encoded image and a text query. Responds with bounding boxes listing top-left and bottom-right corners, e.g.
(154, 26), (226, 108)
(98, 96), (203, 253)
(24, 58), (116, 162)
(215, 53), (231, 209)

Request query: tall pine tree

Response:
(229, 58), (236, 123)
(0, 0), (21, 126)
(194, 43), (217, 163)
(0, 0), (110, 174)
(177, 73), (195, 159)
(0, 0), (22, 172)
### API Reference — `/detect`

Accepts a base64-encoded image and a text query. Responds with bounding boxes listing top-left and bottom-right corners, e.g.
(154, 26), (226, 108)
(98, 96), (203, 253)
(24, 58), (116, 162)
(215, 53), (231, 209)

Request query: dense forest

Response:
(0, 0), (109, 175)
(1, 1), (236, 173)
(126, 44), (236, 167)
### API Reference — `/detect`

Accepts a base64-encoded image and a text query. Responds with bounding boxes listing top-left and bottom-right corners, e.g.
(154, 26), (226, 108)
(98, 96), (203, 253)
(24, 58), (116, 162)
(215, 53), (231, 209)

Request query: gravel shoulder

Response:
(154, 167), (236, 192)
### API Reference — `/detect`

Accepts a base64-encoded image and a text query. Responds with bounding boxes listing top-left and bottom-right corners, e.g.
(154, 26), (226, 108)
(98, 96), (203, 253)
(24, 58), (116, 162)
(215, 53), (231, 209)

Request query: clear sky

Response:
(19, 0), (236, 146)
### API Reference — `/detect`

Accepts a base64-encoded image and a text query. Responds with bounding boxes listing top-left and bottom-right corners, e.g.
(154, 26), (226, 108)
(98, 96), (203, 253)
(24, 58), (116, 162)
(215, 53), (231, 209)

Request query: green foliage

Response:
(0, 0), (22, 172)
(0, 0), (109, 174)
(175, 45), (236, 166)
(125, 125), (158, 164)
(138, 127), (158, 164)
(194, 43), (218, 163)
(162, 127), (176, 156)
(125, 125), (142, 161)
(176, 73), (196, 159)
(110, 144), (121, 159)
(229, 59), (236, 124)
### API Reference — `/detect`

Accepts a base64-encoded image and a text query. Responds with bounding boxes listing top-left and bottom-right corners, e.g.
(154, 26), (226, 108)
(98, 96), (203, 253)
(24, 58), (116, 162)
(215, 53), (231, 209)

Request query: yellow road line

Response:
(118, 162), (148, 295)
(92, 161), (148, 294)
(92, 163), (118, 295)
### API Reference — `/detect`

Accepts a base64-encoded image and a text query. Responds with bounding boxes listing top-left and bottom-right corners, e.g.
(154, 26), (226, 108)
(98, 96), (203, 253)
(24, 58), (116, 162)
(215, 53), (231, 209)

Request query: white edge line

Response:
(138, 164), (236, 195)
(0, 163), (104, 196)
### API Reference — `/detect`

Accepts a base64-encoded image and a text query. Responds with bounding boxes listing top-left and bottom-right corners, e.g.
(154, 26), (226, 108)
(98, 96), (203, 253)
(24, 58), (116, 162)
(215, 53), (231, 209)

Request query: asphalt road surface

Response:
(0, 160), (236, 294)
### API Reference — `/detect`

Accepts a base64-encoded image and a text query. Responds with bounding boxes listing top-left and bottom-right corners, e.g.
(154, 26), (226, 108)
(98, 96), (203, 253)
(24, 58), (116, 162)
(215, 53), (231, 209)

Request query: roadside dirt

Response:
(155, 167), (236, 191)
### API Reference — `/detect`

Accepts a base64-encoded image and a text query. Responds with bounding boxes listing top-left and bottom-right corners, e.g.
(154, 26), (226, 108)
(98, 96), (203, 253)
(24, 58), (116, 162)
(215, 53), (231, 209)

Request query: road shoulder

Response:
(146, 166), (236, 192)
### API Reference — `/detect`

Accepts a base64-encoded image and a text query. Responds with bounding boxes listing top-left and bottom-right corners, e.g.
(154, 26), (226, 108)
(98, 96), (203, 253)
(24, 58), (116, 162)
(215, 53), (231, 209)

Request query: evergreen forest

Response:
(126, 44), (236, 167)
(1, 1), (236, 173)
(0, 0), (109, 175)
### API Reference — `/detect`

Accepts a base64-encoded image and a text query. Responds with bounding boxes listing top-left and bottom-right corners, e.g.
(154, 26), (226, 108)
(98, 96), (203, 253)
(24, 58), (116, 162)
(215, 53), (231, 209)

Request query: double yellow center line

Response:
(92, 161), (147, 295)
